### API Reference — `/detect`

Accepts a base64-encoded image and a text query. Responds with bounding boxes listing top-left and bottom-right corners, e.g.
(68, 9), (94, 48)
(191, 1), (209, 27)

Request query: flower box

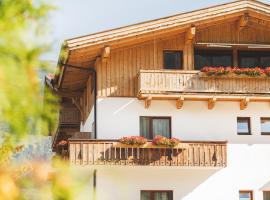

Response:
(200, 66), (270, 78)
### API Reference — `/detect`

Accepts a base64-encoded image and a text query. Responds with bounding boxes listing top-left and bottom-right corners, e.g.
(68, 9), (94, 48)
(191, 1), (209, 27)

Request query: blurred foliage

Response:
(0, 1), (92, 200)
(0, 0), (58, 159)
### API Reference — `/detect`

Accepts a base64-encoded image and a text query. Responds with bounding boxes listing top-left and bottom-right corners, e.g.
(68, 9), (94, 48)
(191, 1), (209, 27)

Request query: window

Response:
(238, 51), (270, 68)
(261, 118), (270, 135)
(163, 51), (183, 70)
(140, 117), (171, 139)
(141, 190), (173, 200)
(239, 191), (253, 200)
(237, 117), (251, 135)
(263, 191), (270, 200)
(194, 49), (233, 70)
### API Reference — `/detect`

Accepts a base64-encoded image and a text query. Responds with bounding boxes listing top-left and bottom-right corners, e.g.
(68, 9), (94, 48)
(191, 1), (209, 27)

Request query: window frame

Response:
(141, 190), (173, 200)
(239, 190), (253, 200)
(237, 117), (251, 135)
(194, 48), (233, 70)
(140, 116), (172, 139)
(163, 50), (183, 70)
(260, 117), (270, 135)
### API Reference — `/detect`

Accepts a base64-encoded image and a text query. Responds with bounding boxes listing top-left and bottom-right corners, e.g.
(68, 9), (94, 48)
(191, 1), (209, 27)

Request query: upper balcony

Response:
(137, 70), (270, 109)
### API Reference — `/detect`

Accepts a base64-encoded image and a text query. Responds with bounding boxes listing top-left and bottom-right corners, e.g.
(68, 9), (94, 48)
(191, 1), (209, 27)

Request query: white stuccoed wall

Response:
(82, 97), (270, 143)
(81, 97), (270, 200)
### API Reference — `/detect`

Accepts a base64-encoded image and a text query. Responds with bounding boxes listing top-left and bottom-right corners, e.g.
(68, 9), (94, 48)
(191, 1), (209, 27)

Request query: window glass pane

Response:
(260, 56), (270, 68)
(239, 191), (252, 200)
(141, 191), (151, 200)
(237, 118), (250, 135)
(194, 49), (232, 70)
(264, 191), (270, 200)
(154, 192), (170, 200)
(239, 56), (259, 68)
(261, 118), (270, 134)
(239, 51), (270, 68)
(140, 117), (150, 139)
(152, 119), (170, 138)
(164, 51), (182, 69)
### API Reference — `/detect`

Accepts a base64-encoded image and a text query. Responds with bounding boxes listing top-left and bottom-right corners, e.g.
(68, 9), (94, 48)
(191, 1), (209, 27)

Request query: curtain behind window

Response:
(154, 192), (170, 200)
(140, 117), (150, 139)
(264, 191), (270, 200)
(141, 191), (151, 200)
(152, 119), (170, 138)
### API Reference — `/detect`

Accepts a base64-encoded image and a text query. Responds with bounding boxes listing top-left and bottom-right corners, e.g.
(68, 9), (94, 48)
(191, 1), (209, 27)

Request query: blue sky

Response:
(46, 0), (270, 62)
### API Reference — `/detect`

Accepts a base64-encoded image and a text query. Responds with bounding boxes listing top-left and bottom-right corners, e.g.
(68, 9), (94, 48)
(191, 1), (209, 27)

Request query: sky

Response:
(46, 0), (270, 62)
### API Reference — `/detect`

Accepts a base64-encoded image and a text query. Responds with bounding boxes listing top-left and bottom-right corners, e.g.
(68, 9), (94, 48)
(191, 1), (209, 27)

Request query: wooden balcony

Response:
(68, 140), (227, 168)
(137, 70), (270, 108)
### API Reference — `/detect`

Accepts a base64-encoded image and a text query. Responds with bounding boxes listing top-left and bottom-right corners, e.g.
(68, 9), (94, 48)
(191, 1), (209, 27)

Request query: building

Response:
(46, 0), (270, 199)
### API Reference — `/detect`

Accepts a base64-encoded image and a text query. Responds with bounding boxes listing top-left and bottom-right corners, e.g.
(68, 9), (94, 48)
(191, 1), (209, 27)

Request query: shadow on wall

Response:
(98, 167), (220, 200)
(260, 180), (270, 191)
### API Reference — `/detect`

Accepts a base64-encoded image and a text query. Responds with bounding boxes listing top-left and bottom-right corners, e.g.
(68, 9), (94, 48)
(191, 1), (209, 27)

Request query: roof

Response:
(65, 0), (270, 50)
(54, 0), (270, 90)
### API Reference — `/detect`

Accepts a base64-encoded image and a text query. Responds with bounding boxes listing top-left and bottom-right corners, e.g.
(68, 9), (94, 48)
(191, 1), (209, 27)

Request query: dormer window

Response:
(163, 51), (183, 70)
(194, 49), (233, 70)
(238, 51), (270, 68)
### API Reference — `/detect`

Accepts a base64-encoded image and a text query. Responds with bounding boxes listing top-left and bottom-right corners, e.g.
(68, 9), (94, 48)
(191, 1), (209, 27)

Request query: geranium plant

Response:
(57, 140), (68, 147)
(152, 136), (180, 148)
(201, 66), (269, 77)
(119, 136), (147, 146)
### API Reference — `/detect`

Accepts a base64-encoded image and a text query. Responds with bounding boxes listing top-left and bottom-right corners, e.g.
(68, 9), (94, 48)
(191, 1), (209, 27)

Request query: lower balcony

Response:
(66, 139), (227, 168)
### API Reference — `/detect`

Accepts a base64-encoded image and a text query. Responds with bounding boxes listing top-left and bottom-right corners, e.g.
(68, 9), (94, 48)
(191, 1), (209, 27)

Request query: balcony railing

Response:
(137, 70), (270, 96)
(68, 139), (227, 168)
(59, 107), (80, 125)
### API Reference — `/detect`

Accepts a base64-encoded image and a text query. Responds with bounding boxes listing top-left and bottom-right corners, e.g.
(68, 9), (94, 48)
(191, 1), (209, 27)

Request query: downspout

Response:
(57, 63), (97, 139)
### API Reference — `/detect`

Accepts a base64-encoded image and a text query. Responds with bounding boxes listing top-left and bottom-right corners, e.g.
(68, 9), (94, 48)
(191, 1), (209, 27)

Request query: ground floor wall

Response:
(86, 144), (270, 200)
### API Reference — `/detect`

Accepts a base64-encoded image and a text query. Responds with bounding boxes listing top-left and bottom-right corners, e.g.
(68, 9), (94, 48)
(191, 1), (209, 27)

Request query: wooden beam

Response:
(184, 26), (195, 70)
(240, 97), (249, 110)
(145, 96), (152, 109)
(208, 97), (216, 110)
(72, 97), (83, 115)
(237, 13), (249, 33)
(101, 46), (110, 63)
(185, 26), (196, 44)
(176, 96), (184, 109)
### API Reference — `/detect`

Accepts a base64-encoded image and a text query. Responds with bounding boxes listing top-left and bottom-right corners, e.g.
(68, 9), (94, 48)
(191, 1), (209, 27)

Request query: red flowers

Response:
(119, 136), (147, 146)
(152, 136), (180, 148)
(201, 66), (269, 77)
(57, 140), (68, 147)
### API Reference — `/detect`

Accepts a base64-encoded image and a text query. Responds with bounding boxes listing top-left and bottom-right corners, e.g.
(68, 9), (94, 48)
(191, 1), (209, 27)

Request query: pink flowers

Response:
(119, 136), (147, 146)
(201, 66), (269, 77)
(152, 136), (180, 148)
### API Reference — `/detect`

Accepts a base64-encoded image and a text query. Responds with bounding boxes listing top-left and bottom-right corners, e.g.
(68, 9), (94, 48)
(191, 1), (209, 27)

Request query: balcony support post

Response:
(208, 97), (216, 110)
(176, 96), (184, 109)
(145, 96), (152, 108)
(240, 97), (249, 110)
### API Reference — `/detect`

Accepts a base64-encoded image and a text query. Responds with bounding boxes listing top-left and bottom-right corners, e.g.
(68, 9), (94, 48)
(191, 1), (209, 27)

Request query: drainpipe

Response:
(93, 169), (97, 200)
(57, 63), (97, 139)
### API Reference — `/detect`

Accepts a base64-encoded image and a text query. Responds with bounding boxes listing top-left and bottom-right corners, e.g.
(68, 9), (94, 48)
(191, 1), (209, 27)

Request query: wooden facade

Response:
(68, 140), (227, 167)
(93, 20), (270, 97)
(49, 0), (270, 150)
